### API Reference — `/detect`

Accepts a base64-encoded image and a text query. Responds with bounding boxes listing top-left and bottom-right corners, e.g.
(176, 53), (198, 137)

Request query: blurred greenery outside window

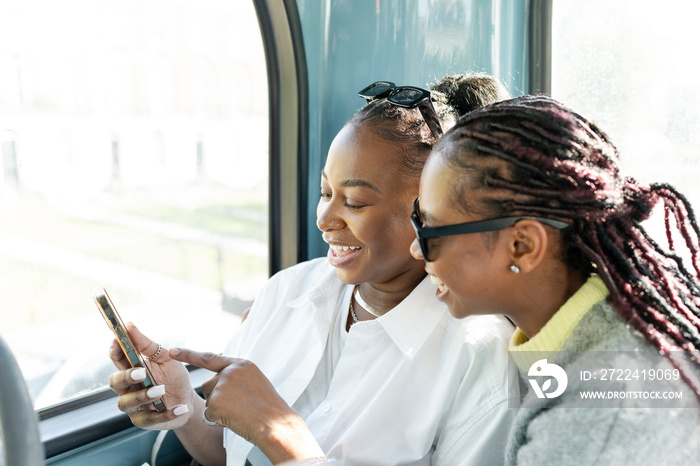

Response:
(0, 0), (269, 410)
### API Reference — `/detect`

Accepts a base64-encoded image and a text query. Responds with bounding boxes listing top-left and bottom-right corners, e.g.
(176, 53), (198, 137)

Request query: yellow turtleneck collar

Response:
(509, 275), (609, 372)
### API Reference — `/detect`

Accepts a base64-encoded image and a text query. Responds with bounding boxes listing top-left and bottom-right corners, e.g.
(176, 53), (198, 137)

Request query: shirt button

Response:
(321, 404), (332, 414)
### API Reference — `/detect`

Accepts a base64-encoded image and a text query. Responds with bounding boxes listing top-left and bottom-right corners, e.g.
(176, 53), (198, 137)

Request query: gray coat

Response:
(506, 299), (700, 465)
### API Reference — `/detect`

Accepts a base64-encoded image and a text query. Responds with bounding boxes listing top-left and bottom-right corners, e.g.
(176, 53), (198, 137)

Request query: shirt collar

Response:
(377, 275), (446, 360)
(286, 262), (343, 308)
(287, 264), (347, 332)
(509, 275), (609, 372)
(288, 268), (446, 360)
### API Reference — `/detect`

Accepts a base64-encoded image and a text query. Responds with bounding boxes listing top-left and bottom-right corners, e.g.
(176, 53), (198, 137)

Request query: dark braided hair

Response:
(435, 94), (700, 398)
(348, 73), (510, 177)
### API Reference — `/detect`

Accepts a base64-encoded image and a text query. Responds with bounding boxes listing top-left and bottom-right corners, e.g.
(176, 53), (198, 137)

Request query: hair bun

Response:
(430, 72), (511, 118)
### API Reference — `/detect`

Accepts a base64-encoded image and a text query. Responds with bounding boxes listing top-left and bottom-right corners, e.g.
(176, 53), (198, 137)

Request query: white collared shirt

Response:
(224, 258), (519, 466)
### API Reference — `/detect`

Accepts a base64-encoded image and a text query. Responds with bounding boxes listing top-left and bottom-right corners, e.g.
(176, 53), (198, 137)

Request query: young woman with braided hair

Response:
(411, 94), (700, 464)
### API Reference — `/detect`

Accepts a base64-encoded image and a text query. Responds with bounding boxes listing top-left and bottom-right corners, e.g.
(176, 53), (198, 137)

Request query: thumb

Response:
(125, 323), (163, 360)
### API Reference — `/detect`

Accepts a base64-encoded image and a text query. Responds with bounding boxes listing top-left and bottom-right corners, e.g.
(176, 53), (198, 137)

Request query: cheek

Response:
(433, 256), (465, 290)
(443, 246), (505, 305)
(434, 241), (483, 287)
(384, 211), (418, 250)
(358, 217), (415, 260)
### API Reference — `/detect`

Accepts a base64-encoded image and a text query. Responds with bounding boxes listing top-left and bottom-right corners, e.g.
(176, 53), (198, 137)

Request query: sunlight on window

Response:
(0, 0), (268, 410)
(552, 0), (700, 264)
(552, 0), (700, 205)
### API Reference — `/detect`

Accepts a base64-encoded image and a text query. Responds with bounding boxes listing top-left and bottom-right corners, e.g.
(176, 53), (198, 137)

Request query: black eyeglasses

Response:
(358, 81), (443, 139)
(411, 198), (570, 262)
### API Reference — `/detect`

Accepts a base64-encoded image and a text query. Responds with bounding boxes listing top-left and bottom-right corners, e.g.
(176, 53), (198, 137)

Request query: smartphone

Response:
(94, 288), (166, 412)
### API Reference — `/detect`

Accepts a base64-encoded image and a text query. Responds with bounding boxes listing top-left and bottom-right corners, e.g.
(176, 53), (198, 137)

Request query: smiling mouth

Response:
(430, 274), (448, 293)
(326, 244), (362, 267)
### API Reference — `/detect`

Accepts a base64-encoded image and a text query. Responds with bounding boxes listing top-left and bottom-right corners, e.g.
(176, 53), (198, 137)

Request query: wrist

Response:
(175, 395), (207, 432)
(258, 413), (325, 464)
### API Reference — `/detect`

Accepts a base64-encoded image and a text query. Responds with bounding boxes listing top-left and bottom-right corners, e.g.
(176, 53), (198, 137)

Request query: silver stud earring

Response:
(510, 264), (521, 274)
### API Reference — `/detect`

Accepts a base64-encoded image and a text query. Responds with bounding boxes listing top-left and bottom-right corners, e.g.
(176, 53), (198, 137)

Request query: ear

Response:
(506, 219), (549, 273)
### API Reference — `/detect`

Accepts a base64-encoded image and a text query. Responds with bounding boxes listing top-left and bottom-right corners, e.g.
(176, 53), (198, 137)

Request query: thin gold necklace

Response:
(349, 299), (359, 324)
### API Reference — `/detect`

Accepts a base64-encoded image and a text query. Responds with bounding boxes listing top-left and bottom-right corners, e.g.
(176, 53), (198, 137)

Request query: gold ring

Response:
(144, 343), (163, 360)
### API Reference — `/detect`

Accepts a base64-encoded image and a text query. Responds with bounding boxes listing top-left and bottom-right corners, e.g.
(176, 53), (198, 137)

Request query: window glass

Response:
(552, 1), (700, 205)
(0, 0), (268, 410)
(551, 0), (700, 258)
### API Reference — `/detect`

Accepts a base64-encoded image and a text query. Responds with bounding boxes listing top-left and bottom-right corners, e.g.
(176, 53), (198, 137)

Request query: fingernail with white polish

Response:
(147, 385), (166, 398)
(131, 368), (147, 381)
(173, 404), (189, 416)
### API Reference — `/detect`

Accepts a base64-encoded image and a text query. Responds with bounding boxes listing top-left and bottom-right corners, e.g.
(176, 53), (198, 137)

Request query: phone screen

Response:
(94, 289), (166, 412)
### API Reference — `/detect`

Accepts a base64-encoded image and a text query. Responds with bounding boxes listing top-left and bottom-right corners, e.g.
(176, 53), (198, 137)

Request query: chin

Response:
(447, 306), (470, 320)
(333, 268), (362, 285)
(445, 298), (483, 320)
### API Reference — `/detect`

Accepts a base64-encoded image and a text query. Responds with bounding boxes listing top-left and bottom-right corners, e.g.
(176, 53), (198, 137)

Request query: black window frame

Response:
(528, 0), (553, 95)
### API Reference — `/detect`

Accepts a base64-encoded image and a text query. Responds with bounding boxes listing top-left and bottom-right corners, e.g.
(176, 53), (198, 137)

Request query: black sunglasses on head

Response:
(410, 198), (570, 262)
(358, 81), (443, 139)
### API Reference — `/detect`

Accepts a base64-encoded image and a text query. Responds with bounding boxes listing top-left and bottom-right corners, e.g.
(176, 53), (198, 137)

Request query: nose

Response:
(409, 237), (425, 262)
(316, 199), (345, 232)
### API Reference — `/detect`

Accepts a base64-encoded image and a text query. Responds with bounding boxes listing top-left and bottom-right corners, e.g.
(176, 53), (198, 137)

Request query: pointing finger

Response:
(169, 348), (234, 373)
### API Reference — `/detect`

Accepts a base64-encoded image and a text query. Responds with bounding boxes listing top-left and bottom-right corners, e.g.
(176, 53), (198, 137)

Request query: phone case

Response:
(95, 289), (166, 412)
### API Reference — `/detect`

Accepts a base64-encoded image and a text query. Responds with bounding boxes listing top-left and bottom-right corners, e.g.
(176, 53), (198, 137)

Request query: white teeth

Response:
(330, 245), (359, 252)
(430, 275), (448, 292)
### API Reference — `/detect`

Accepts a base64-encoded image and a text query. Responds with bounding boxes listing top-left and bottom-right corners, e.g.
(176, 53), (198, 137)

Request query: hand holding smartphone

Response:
(94, 288), (166, 412)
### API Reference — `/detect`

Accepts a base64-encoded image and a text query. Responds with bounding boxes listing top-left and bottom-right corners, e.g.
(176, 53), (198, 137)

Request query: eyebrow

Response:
(321, 169), (382, 193)
(421, 208), (439, 224)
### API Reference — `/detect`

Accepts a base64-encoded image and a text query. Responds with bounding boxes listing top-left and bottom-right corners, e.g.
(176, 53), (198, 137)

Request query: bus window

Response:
(551, 0), (700, 208)
(0, 0), (269, 412)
